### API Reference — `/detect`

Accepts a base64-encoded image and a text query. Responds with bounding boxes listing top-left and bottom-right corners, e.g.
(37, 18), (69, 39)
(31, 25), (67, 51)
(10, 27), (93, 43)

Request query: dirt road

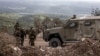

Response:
(24, 32), (48, 47)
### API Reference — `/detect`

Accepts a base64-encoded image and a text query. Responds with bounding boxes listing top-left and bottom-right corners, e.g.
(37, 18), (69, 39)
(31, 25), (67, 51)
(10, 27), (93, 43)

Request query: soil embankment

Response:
(0, 33), (100, 56)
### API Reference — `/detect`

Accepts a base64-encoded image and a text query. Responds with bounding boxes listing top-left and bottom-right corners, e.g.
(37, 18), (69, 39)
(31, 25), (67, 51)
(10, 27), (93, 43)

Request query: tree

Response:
(42, 17), (52, 29)
(42, 17), (51, 25)
(52, 18), (63, 27)
(91, 8), (100, 16)
(33, 17), (41, 28)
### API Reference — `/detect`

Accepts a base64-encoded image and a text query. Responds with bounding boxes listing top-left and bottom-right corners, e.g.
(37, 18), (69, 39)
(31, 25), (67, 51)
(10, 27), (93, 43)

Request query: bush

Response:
(0, 33), (19, 56)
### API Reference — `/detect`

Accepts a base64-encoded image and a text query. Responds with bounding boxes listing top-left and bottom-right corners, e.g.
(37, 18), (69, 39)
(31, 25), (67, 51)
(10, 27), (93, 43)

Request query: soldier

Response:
(25, 29), (29, 35)
(29, 27), (36, 46)
(14, 28), (21, 46)
(20, 28), (26, 46)
(14, 22), (21, 36)
(14, 22), (20, 31)
(14, 22), (21, 46)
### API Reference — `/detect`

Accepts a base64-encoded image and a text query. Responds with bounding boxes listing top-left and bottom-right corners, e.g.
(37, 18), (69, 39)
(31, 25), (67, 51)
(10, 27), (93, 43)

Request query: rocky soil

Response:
(0, 33), (100, 56)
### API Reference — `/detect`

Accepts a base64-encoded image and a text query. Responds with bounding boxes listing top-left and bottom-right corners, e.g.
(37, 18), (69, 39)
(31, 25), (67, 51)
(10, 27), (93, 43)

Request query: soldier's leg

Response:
(16, 37), (20, 46)
(29, 36), (31, 46)
(15, 37), (18, 46)
(31, 38), (34, 46)
(33, 36), (36, 46)
(32, 37), (36, 46)
(29, 38), (31, 45)
(22, 37), (24, 46)
(33, 38), (35, 46)
(21, 37), (24, 46)
(29, 38), (30, 45)
(29, 38), (32, 46)
(20, 38), (22, 46)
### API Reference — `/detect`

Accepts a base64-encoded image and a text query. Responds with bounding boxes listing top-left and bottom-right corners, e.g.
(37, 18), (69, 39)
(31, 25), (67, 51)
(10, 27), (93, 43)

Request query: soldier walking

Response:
(20, 28), (26, 46)
(14, 22), (21, 37)
(14, 22), (21, 46)
(29, 27), (36, 46)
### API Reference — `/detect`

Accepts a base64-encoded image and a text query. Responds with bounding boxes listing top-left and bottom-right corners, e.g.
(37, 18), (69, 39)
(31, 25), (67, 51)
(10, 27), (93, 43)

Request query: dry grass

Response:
(0, 33), (100, 56)
(21, 38), (100, 56)
(0, 33), (19, 56)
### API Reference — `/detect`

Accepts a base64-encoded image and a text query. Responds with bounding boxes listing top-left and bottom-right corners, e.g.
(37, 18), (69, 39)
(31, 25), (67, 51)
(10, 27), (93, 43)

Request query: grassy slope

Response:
(0, 13), (69, 33)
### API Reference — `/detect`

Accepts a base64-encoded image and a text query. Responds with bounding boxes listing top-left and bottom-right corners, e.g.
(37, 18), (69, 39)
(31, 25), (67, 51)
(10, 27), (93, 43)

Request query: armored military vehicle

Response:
(43, 16), (100, 47)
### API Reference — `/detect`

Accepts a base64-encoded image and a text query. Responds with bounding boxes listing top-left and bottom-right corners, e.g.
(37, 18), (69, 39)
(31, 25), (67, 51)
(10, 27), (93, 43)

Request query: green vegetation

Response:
(0, 13), (23, 33)
(0, 13), (69, 33)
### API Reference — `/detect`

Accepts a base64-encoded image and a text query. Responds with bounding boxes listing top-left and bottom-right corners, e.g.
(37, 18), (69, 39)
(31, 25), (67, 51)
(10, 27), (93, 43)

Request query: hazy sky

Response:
(24, 0), (100, 2)
(1, 0), (100, 2)
(0, 0), (99, 15)
(23, 0), (100, 2)
(35, 0), (100, 2)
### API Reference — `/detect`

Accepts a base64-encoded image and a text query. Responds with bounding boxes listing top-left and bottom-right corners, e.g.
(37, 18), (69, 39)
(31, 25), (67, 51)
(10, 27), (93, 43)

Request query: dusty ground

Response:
(24, 32), (75, 47)
(24, 32), (48, 47)
(0, 32), (100, 56)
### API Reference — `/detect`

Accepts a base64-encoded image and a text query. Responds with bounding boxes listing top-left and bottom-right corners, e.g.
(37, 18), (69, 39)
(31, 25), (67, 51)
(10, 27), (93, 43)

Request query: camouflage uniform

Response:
(14, 22), (21, 46)
(29, 28), (36, 46)
(25, 29), (29, 35)
(14, 22), (21, 36)
(14, 29), (21, 46)
(20, 28), (26, 46)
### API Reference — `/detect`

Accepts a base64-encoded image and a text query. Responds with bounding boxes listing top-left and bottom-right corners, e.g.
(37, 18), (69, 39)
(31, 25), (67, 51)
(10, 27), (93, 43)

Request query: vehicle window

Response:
(67, 22), (78, 28)
(84, 21), (92, 26)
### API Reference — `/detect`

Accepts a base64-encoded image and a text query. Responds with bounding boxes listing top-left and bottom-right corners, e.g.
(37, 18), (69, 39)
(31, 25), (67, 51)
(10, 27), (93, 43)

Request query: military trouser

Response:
(16, 37), (21, 46)
(21, 37), (24, 46)
(29, 36), (36, 46)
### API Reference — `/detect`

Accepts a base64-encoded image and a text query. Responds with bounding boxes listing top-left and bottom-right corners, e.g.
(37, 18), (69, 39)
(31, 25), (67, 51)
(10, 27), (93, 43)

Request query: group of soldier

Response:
(14, 22), (39, 46)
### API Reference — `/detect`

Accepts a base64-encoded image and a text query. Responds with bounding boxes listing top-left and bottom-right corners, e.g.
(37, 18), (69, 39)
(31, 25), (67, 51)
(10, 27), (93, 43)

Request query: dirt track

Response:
(24, 32), (48, 47)
(1, 33), (100, 56)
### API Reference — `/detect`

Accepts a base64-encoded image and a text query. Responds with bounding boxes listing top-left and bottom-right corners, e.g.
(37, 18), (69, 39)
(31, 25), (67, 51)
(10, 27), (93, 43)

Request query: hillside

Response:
(0, 13), (23, 33)
(0, 13), (69, 33)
